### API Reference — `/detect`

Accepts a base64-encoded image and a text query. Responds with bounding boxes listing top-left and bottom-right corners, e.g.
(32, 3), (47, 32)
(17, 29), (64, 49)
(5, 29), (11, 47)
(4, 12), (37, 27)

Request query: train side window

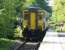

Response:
(24, 13), (29, 20)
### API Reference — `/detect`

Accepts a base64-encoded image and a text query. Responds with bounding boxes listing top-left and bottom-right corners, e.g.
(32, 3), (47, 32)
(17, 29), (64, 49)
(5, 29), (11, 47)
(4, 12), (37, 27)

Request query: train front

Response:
(22, 6), (47, 42)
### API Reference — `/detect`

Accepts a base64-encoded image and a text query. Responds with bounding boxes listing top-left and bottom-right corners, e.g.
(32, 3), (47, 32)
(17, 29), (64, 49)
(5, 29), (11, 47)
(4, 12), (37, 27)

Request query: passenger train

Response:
(18, 6), (49, 42)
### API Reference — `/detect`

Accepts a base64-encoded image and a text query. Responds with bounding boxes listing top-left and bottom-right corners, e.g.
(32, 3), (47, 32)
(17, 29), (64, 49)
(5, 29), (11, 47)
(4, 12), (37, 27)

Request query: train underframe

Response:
(22, 27), (48, 42)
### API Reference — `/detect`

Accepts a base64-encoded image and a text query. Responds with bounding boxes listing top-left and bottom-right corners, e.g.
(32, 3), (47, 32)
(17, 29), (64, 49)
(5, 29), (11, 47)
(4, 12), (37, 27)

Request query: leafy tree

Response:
(0, 0), (25, 38)
(48, 0), (65, 31)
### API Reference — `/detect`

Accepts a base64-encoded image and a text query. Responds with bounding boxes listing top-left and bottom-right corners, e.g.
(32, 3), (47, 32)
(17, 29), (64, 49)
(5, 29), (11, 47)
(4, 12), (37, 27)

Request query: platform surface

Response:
(39, 32), (65, 50)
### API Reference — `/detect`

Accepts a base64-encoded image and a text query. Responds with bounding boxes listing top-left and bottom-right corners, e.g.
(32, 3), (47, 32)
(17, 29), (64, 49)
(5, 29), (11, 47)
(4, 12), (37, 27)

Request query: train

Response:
(17, 6), (49, 42)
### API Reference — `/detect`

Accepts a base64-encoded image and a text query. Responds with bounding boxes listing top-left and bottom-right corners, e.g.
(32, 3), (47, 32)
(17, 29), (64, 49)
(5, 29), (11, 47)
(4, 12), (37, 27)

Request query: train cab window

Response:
(24, 14), (29, 20)
(38, 12), (43, 20)
(23, 11), (30, 20)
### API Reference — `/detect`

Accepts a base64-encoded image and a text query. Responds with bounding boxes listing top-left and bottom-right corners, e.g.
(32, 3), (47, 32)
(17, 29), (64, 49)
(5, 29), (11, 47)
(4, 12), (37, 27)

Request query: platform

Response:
(39, 32), (65, 50)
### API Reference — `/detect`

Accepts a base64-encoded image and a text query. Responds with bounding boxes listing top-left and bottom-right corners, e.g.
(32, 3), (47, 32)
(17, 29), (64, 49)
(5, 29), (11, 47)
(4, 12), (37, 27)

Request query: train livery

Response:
(20, 6), (48, 41)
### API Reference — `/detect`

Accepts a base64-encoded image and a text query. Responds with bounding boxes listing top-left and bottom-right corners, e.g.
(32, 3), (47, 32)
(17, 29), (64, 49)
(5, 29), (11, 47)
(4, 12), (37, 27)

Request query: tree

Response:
(0, 0), (25, 38)
(48, 0), (65, 31)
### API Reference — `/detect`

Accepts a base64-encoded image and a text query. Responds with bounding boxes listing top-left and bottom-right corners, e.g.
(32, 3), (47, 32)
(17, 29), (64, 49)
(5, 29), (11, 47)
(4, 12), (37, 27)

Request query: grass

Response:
(0, 38), (15, 50)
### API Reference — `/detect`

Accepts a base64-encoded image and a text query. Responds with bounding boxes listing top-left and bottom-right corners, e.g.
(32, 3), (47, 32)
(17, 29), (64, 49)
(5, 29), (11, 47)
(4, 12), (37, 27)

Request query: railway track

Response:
(10, 40), (41, 50)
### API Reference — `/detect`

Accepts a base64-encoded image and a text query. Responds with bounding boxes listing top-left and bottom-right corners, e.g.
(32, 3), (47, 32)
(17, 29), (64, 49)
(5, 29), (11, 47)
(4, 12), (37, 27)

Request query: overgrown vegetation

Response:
(48, 0), (65, 32)
(0, 38), (14, 50)
(0, 0), (24, 38)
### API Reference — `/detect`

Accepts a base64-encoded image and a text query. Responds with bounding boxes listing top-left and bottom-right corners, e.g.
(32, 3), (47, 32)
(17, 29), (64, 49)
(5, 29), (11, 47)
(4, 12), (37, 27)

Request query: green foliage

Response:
(48, 0), (65, 32)
(0, 38), (14, 50)
(35, 0), (46, 9)
(0, 0), (21, 38)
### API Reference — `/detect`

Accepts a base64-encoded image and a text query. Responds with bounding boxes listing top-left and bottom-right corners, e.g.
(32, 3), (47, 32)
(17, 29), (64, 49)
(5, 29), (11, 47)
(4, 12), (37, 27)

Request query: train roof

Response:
(23, 4), (50, 17)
